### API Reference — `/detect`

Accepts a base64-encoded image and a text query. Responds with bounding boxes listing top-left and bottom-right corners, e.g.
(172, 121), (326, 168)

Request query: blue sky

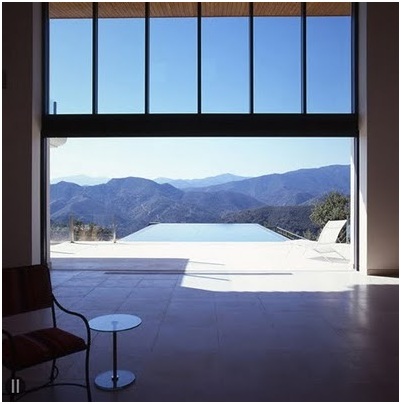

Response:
(50, 137), (351, 180)
(49, 12), (352, 180)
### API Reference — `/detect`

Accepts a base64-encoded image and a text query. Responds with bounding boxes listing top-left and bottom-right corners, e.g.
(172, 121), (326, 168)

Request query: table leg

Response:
(112, 331), (118, 387)
(94, 331), (136, 391)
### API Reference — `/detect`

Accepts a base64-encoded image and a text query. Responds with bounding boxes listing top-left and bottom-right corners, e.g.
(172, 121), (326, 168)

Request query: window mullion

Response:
(249, 2), (254, 114)
(197, 2), (202, 114)
(145, 2), (150, 114)
(351, 2), (358, 114)
(301, 2), (307, 114)
(92, 2), (98, 114)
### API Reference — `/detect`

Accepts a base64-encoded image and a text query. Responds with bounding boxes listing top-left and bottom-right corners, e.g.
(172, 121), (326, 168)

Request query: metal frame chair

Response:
(2, 264), (92, 401)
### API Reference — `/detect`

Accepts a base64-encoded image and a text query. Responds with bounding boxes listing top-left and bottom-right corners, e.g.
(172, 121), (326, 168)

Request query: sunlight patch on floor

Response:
(178, 271), (399, 293)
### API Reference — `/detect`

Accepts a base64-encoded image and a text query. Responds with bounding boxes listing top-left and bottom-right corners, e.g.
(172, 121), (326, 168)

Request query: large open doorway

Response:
(45, 2), (357, 273)
(48, 136), (356, 273)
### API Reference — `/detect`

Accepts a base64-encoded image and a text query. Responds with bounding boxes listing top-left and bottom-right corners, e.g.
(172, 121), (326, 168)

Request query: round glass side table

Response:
(89, 314), (142, 391)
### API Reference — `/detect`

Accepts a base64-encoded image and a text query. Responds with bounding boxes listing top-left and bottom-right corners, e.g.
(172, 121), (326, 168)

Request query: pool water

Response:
(121, 223), (288, 242)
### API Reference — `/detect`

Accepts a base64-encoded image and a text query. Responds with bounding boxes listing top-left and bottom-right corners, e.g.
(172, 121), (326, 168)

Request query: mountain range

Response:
(154, 173), (250, 189)
(192, 165), (349, 206)
(50, 164), (350, 238)
(52, 173), (249, 188)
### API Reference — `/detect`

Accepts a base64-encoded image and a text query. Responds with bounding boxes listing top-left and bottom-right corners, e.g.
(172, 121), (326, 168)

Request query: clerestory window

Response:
(47, 2), (353, 116)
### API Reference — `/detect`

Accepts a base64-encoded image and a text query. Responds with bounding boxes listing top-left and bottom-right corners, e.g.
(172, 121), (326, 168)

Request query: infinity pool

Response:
(121, 223), (288, 242)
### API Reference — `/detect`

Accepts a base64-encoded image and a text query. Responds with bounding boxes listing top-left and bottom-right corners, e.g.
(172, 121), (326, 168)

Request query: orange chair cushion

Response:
(3, 327), (87, 370)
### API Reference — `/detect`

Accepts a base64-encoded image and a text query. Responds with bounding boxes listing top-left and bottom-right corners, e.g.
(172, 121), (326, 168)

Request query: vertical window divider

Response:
(249, 2), (254, 114)
(145, 2), (150, 114)
(42, 3), (50, 116)
(41, 3), (50, 264)
(351, 2), (358, 115)
(353, 136), (360, 271)
(301, 2), (307, 114)
(351, 3), (359, 271)
(197, 2), (202, 114)
(40, 136), (48, 265)
(92, 2), (98, 114)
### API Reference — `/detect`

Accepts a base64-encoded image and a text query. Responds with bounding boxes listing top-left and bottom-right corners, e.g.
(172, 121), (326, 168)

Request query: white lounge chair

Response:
(289, 219), (348, 261)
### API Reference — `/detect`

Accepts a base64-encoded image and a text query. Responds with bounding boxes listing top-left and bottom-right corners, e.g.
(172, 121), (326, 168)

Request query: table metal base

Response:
(94, 370), (135, 391)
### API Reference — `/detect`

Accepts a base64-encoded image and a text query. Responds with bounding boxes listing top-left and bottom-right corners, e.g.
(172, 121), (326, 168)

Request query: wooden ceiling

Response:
(49, 2), (351, 19)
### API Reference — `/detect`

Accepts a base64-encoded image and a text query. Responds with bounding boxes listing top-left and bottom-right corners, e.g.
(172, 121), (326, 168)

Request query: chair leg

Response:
(85, 348), (92, 402)
(49, 359), (57, 383)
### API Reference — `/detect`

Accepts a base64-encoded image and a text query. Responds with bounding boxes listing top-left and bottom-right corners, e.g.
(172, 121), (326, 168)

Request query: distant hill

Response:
(154, 173), (250, 189)
(51, 175), (110, 186)
(50, 165), (350, 239)
(196, 165), (350, 206)
(222, 205), (320, 237)
(50, 177), (263, 238)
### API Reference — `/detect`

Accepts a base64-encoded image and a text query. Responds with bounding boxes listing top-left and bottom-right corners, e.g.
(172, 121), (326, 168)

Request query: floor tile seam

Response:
(256, 294), (275, 328)
(113, 288), (143, 313)
(53, 283), (99, 298)
(119, 286), (138, 301)
(148, 292), (173, 353)
(212, 298), (223, 350)
(307, 308), (345, 336)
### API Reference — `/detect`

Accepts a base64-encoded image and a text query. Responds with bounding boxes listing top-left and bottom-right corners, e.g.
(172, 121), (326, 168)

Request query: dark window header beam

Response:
(43, 113), (358, 138)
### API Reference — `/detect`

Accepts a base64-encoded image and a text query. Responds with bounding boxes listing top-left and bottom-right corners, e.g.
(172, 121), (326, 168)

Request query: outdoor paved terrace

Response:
(50, 239), (352, 272)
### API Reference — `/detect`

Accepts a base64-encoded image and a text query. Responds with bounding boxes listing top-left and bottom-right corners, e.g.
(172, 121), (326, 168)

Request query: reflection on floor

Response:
(3, 270), (398, 402)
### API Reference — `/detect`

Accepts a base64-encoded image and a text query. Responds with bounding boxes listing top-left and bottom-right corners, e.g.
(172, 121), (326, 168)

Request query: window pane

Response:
(98, 3), (145, 113)
(49, 3), (92, 114)
(254, 16), (301, 113)
(307, 3), (352, 113)
(202, 17), (250, 113)
(150, 17), (197, 113)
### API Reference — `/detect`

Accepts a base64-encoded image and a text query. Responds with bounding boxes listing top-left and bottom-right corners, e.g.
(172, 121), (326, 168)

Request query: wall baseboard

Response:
(367, 268), (399, 277)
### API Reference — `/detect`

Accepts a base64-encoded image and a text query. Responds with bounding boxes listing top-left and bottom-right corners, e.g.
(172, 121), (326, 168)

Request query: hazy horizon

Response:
(50, 137), (352, 182)
(50, 161), (351, 186)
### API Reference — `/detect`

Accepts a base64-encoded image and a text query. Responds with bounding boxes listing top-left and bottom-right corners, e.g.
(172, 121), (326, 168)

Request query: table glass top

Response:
(89, 314), (142, 332)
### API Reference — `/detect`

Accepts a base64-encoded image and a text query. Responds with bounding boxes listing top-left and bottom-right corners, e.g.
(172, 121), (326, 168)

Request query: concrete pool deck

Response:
(50, 240), (352, 272)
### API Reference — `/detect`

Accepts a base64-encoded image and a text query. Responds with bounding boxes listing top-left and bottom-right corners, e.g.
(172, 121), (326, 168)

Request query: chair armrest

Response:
(52, 294), (91, 346)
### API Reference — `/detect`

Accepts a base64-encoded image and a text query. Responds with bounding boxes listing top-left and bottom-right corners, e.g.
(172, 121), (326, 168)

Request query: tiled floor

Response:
(3, 270), (399, 402)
